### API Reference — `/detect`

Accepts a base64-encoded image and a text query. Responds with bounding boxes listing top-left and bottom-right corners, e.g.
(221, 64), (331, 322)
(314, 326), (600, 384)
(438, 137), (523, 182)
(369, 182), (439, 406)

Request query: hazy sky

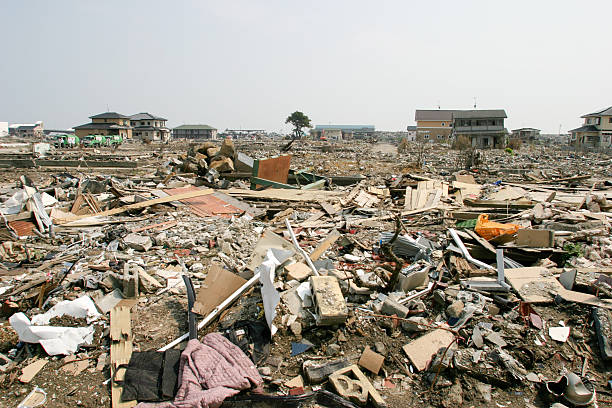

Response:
(2, 1), (611, 134)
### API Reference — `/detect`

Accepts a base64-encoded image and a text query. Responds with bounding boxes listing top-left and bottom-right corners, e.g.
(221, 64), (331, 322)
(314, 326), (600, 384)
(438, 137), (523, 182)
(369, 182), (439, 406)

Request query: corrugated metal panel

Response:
(8, 220), (36, 237)
(164, 186), (242, 218)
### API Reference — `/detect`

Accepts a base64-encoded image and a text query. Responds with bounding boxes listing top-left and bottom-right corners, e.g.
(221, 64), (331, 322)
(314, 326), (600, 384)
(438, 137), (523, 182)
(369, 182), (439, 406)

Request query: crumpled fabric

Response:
(136, 333), (262, 408)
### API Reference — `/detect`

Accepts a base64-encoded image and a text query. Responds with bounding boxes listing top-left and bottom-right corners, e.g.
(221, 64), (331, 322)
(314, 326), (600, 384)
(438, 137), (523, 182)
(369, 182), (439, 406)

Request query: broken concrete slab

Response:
(402, 329), (455, 371)
(123, 233), (152, 251)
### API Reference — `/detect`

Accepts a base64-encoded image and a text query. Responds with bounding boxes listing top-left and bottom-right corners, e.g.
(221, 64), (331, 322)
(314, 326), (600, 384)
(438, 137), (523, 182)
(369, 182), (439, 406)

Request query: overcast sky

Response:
(1, 1), (611, 134)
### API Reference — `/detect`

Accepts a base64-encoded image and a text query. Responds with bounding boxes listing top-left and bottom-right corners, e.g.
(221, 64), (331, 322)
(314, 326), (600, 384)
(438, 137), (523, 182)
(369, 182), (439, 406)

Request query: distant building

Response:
(172, 124), (218, 140)
(74, 112), (132, 139)
(451, 110), (508, 149)
(414, 110), (455, 142)
(0, 122), (8, 137)
(9, 121), (44, 138)
(510, 127), (541, 142)
(311, 125), (375, 140)
(130, 113), (170, 142)
(570, 106), (612, 149)
(222, 129), (265, 139)
(406, 125), (417, 141)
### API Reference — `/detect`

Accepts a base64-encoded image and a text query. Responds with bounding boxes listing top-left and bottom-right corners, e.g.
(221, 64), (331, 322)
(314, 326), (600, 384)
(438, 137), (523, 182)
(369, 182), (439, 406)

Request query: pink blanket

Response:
(137, 333), (263, 408)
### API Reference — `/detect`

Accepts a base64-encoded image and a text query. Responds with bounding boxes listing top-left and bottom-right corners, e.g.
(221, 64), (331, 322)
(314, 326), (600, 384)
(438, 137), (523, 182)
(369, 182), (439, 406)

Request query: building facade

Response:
(570, 106), (612, 149)
(74, 112), (133, 139)
(130, 113), (170, 142)
(172, 125), (218, 140)
(405, 125), (417, 141)
(311, 125), (375, 140)
(510, 127), (541, 142)
(451, 110), (508, 149)
(9, 122), (44, 138)
(414, 110), (455, 142)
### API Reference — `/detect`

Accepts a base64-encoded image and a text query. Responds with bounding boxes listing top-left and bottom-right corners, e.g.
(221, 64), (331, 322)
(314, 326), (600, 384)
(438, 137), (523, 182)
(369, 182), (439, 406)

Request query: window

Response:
(424, 134), (430, 139)
(609, 118), (612, 123)
(441, 122), (445, 126)
(437, 134), (444, 139)
(147, 122), (151, 125)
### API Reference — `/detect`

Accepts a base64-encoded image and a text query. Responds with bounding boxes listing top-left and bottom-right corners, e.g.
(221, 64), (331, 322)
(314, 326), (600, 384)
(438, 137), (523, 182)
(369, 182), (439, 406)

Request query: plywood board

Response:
(254, 155), (292, 185)
(193, 265), (247, 316)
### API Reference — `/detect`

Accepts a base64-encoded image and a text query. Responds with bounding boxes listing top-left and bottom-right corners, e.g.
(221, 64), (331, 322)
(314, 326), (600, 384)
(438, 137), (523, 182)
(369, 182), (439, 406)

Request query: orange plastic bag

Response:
(474, 214), (521, 241)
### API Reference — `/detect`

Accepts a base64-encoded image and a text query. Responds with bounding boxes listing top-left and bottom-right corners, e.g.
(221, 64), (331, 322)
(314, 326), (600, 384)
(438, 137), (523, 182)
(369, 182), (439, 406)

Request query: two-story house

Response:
(510, 127), (540, 142)
(414, 110), (455, 142)
(172, 124), (218, 140)
(451, 110), (508, 148)
(74, 112), (132, 139)
(130, 113), (170, 142)
(570, 106), (612, 149)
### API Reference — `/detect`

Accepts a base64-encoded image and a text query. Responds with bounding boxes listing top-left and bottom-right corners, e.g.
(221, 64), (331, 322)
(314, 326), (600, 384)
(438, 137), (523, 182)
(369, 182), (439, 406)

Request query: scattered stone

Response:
(485, 331), (507, 348)
(446, 300), (464, 318)
(123, 233), (152, 251)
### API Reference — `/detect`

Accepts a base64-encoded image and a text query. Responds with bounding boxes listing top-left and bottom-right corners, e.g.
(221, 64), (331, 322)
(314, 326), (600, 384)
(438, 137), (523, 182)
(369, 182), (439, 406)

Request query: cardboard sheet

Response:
(193, 265), (247, 316)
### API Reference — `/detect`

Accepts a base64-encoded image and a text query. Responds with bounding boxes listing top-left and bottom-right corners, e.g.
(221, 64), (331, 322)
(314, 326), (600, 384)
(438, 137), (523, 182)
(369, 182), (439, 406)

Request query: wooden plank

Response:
(110, 305), (136, 408)
(57, 188), (214, 224)
(404, 187), (413, 210)
(310, 229), (342, 261)
(466, 230), (497, 254)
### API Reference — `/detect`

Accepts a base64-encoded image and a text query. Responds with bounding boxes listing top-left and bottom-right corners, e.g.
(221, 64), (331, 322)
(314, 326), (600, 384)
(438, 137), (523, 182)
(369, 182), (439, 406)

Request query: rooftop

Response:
(73, 123), (130, 130)
(314, 125), (375, 131)
(512, 128), (540, 132)
(415, 110), (457, 121)
(581, 106), (612, 118)
(130, 112), (168, 121)
(173, 124), (217, 130)
(89, 112), (131, 119)
(570, 125), (600, 133)
(453, 110), (507, 119)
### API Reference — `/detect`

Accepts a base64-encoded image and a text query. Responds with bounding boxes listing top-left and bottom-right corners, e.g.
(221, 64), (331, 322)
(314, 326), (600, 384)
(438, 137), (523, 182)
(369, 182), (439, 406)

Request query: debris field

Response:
(0, 139), (611, 408)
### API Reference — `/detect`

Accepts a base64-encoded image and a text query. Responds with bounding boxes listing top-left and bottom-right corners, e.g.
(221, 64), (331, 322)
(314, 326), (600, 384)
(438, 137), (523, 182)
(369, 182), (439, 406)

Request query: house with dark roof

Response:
(73, 112), (132, 139)
(570, 107), (612, 149)
(414, 110), (456, 142)
(172, 124), (218, 140)
(451, 110), (508, 149)
(130, 113), (170, 141)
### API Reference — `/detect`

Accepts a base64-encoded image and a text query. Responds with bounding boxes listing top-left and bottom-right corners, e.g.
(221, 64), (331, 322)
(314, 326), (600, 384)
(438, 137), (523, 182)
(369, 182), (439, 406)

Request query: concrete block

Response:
(329, 364), (386, 407)
(310, 275), (347, 326)
(358, 346), (385, 375)
(381, 298), (409, 318)
(285, 262), (313, 282)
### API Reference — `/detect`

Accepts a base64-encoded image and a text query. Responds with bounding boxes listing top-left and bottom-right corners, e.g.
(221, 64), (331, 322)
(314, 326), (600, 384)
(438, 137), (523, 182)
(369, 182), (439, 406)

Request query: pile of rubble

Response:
(0, 141), (611, 408)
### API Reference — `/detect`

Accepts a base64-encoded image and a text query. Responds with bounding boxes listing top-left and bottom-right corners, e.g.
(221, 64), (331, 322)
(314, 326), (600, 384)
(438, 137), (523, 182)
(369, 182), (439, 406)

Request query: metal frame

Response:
(449, 228), (510, 292)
